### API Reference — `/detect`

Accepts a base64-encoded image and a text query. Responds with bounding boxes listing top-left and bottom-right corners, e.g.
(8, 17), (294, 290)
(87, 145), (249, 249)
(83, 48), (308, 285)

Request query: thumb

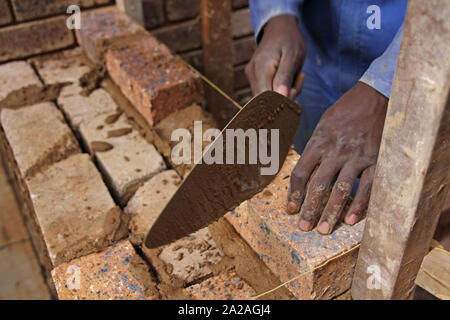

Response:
(272, 54), (298, 97)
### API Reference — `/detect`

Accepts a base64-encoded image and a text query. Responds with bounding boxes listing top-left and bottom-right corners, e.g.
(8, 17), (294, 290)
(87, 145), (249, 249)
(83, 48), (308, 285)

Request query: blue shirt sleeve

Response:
(359, 23), (404, 98)
(250, 0), (303, 43)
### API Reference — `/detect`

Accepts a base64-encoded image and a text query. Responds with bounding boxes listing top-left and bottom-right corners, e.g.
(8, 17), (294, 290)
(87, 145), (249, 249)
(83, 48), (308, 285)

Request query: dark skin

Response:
(246, 15), (388, 234)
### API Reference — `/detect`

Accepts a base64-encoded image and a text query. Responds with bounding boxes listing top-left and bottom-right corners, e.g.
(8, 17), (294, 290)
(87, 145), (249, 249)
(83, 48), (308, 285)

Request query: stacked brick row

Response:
(0, 0), (115, 63)
(116, 0), (255, 104)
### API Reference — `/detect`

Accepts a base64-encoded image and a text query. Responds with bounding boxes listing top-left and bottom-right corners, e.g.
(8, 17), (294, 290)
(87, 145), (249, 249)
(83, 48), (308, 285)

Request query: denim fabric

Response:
(249, 0), (407, 153)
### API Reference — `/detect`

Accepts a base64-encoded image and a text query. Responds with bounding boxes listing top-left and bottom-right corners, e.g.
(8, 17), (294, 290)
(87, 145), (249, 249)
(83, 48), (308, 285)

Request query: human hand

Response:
(245, 15), (306, 99)
(287, 82), (389, 234)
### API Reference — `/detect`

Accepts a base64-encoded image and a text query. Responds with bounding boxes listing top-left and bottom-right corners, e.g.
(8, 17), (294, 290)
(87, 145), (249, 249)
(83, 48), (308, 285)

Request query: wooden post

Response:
(352, 0), (450, 299)
(200, 0), (235, 127)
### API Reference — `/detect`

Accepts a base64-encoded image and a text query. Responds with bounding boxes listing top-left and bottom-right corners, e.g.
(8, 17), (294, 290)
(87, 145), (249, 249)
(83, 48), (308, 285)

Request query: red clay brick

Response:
(232, 0), (248, 10)
(51, 240), (159, 300)
(233, 36), (255, 65)
(10, 0), (112, 21)
(166, 0), (199, 22)
(117, 0), (165, 29)
(1, 102), (80, 179)
(26, 153), (128, 266)
(181, 50), (203, 72)
(154, 104), (217, 177)
(152, 18), (201, 53)
(106, 37), (203, 126)
(232, 8), (253, 38)
(143, 227), (224, 285)
(79, 111), (166, 204)
(142, 0), (165, 29)
(0, 61), (44, 108)
(225, 150), (364, 299)
(59, 88), (119, 129)
(184, 269), (256, 300)
(125, 170), (181, 245)
(32, 48), (90, 86)
(0, 15), (74, 62)
(0, 0), (13, 26)
(75, 6), (147, 64)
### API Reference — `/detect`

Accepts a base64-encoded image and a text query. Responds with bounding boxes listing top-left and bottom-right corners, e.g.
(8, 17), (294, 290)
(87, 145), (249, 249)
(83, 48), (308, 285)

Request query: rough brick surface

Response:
(26, 153), (128, 266)
(209, 218), (295, 300)
(152, 19), (201, 53)
(32, 48), (91, 86)
(181, 50), (203, 72)
(117, 0), (165, 29)
(232, 0), (249, 9)
(233, 36), (256, 65)
(58, 88), (119, 129)
(225, 150), (364, 299)
(10, 0), (112, 21)
(51, 240), (159, 300)
(0, 0), (13, 26)
(232, 8), (253, 38)
(184, 269), (256, 300)
(166, 0), (199, 21)
(106, 37), (203, 126)
(1, 102), (80, 179)
(143, 228), (223, 285)
(79, 111), (166, 204)
(125, 170), (181, 245)
(154, 104), (217, 176)
(0, 61), (43, 108)
(0, 16), (74, 62)
(0, 240), (51, 299)
(75, 6), (147, 64)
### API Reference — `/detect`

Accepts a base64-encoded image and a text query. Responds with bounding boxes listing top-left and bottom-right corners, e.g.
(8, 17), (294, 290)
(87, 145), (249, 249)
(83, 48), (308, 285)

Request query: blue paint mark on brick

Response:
(291, 250), (300, 264)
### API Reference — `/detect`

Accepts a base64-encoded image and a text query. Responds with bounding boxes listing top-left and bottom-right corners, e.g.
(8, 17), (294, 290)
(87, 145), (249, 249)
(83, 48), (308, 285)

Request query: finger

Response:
(254, 57), (277, 95)
(298, 160), (339, 231)
(245, 62), (258, 96)
(317, 164), (361, 234)
(287, 148), (320, 215)
(288, 72), (306, 100)
(344, 166), (375, 225)
(273, 53), (299, 96)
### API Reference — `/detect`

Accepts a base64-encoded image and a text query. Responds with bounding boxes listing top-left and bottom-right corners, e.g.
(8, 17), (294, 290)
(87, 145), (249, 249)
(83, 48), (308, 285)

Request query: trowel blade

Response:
(144, 90), (302, 248)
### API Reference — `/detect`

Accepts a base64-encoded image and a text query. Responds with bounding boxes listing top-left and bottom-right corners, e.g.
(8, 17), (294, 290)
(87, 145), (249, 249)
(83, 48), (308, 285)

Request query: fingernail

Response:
(318, 221), (330, 234)
(275, 85), (289, 97)
(345, 214), (358, 225)
(287, 201), (299, 214)
(299, 220), (312, 231)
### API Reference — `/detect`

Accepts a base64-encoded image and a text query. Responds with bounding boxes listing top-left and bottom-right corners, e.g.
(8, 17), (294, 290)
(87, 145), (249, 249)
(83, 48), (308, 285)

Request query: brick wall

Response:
(116, 0), (255, 104)
(0, 0), (113, 62)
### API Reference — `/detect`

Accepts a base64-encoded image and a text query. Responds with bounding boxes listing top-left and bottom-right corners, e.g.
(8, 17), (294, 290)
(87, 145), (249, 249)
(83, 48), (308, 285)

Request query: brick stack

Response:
(116, 0), (255, 104)
(0, 1), (363, 300)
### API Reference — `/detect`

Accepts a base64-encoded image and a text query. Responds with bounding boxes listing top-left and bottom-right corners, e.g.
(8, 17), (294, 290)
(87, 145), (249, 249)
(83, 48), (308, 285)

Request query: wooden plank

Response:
(415, 249), (450, 300)
(200, 0), (236, 127)
(352, 0), (450, 300)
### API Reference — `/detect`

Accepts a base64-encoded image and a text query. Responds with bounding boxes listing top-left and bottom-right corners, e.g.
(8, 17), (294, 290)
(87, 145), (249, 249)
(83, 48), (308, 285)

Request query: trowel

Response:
(145, 90), (302, 248)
